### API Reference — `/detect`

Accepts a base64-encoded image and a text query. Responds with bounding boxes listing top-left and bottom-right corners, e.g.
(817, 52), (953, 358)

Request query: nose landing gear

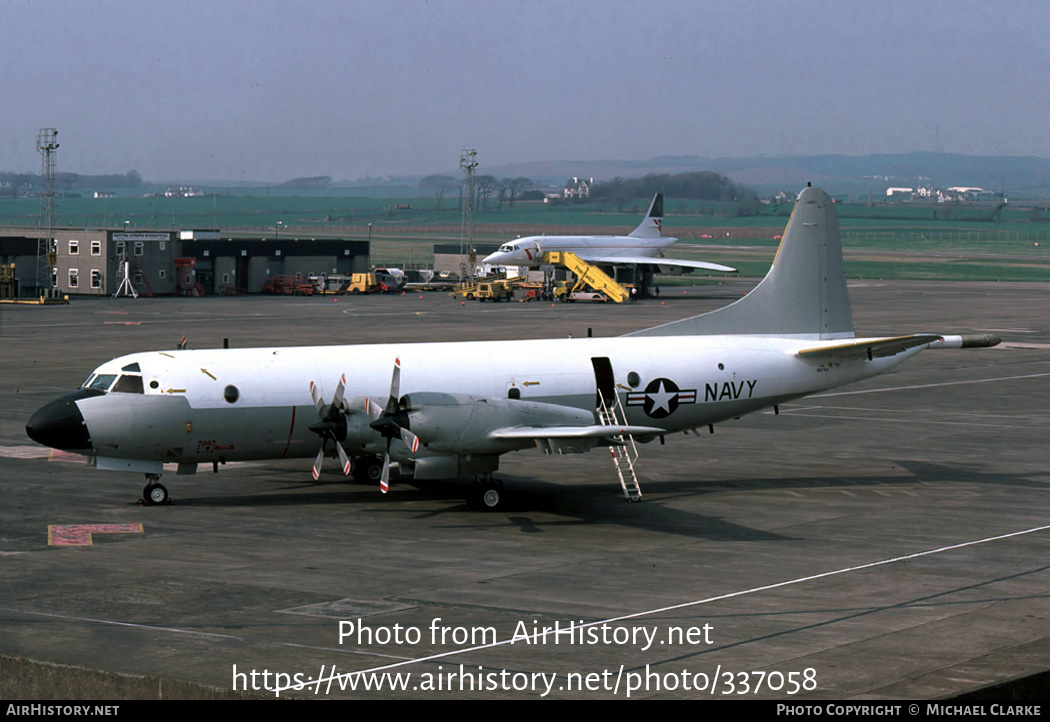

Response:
(141, 474), (169, 506)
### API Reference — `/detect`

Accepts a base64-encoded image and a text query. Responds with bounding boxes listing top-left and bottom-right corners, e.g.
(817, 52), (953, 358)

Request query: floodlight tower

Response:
(459, 149), (478, 280)
(36, 128), (59, 294)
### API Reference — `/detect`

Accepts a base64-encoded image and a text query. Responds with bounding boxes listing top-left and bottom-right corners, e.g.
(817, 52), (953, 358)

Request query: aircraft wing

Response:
(489, 423), (667, 455)
(488, 424), (665, 441)
(580, 254), (737, 274)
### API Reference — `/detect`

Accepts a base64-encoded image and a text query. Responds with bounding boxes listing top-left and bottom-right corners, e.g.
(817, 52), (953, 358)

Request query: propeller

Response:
(308, 374), (353, 480)
(366, 358), (421, 493)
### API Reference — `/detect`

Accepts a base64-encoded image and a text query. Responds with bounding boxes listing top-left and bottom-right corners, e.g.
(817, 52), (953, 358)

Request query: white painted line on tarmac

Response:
(0, 607), (243, 641)
(999, 342), (1050, 350)
(769, 410), (1039, 430)
(811, 371), (1050, 398)
(287, 522), (1050, 694)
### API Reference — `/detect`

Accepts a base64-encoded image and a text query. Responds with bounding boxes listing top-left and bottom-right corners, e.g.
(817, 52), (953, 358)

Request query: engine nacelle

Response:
(402, 392), (593, 454)
(409, 453), (500, 480)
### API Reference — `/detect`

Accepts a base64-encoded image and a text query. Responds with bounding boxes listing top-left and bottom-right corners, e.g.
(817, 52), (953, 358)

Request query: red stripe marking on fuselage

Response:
(281, 405), (297, 458)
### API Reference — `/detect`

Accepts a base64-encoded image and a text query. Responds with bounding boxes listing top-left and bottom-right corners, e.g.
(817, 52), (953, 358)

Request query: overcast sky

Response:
(2, 0), (1048, 181)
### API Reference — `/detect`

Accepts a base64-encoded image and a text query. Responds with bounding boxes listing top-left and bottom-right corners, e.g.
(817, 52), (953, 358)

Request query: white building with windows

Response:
(564, 176), (594, 199)
(54, 229), (177, 296)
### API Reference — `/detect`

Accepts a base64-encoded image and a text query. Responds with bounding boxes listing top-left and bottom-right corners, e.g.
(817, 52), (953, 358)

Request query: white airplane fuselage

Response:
(65, 333), (916, 470)
(483, 234), (679, 268)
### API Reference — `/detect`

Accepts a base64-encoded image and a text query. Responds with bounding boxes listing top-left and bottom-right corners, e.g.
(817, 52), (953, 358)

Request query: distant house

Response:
(886, 187), (914, 197)
(564, 176), (594, 199)
(164, 186), (206, 198)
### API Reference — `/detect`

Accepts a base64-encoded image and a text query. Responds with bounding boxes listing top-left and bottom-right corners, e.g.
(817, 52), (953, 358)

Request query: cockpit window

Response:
(121, 362), (141, 372)
(88, 374), (118, 392)
(82, 374), (96, 389)
(498, 244), (514, 253)
(112, 375), (144, 394)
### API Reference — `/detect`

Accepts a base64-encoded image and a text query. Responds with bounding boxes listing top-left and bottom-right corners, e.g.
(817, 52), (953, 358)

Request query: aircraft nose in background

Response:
(26, 390), (95, 451)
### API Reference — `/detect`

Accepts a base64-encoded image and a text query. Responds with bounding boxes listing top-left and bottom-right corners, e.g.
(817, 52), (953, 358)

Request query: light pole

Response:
(275, 221), (283, 240)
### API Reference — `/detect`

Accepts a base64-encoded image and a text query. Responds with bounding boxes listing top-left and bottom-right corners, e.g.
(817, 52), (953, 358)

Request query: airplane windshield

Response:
(111, 374), (144, 394)
(87, 374), (118, 392)
(498, 245), (514, 253)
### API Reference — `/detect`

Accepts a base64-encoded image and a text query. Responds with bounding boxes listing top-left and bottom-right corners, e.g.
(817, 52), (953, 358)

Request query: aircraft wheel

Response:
(143, 482), (169, 506)
(467, 480), (504, 511)
(352, 455), (383, 484)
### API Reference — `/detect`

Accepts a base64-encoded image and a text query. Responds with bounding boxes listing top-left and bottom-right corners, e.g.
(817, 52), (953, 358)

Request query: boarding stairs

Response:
(597, 393), (642, 502)
(132, 263), (156, 297)
(543, 251), (630, 303)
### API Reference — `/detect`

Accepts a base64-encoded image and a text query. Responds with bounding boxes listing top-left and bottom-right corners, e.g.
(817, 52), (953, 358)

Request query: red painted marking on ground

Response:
(48, 524), (143, 546)
(0, 446), (50, 459)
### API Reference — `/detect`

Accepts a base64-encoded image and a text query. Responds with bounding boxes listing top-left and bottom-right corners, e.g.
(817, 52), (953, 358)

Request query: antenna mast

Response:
(36, 128), (59, 294)
(459, 149), (478, 280)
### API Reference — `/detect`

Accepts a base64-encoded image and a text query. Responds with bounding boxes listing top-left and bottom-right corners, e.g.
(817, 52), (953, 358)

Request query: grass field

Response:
(2, 192), (1048, 282)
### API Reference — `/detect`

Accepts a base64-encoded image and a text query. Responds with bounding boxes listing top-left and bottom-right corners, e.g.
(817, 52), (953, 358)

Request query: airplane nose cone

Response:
(26, 389), (97, 451)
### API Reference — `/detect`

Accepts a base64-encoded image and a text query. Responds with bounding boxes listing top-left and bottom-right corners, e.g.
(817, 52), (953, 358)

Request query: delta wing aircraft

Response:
(482, 193), (738, 277)
(26, 186), (998, 510)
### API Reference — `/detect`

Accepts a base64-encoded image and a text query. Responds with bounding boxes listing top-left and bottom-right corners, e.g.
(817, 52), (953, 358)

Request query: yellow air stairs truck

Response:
(543, 251), (630, 303)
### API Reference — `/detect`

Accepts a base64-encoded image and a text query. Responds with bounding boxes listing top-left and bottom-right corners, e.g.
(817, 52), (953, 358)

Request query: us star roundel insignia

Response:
(626, 377), (697, 418)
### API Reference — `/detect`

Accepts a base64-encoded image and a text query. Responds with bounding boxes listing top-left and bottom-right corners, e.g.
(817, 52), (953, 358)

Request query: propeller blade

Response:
(385, 357), (401, 415)
(365, 398), (383, 419)
(309, 381), (325, 415)
(332, 374), (347, 412)
(399, 427), (420, 454)
(380, 452), (390, 494)
(336, 442), (352, 476)
(379, 436), (393, 494)
(312, 447), (325, 481)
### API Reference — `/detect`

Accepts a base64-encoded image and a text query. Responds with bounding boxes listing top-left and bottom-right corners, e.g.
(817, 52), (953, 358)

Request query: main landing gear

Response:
(142, 474), (169, 505)
(351, 455), (384, 484)
(466, 475), (505, 511)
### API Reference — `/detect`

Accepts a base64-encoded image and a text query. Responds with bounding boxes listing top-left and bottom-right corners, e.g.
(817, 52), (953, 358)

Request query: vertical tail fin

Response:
(629, 185), (854, 339)
(628, 193), (664, 238)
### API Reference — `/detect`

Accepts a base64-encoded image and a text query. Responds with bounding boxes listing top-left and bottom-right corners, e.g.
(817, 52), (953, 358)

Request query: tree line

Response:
(419, 174), (535, 212)
(0, 170), (143, 197)
(591, 172), (760, 214)
(419, 170), (761, 215)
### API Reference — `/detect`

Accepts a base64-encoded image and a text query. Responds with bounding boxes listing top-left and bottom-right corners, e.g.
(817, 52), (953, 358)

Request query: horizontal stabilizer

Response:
(797, 334), (944, 361)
